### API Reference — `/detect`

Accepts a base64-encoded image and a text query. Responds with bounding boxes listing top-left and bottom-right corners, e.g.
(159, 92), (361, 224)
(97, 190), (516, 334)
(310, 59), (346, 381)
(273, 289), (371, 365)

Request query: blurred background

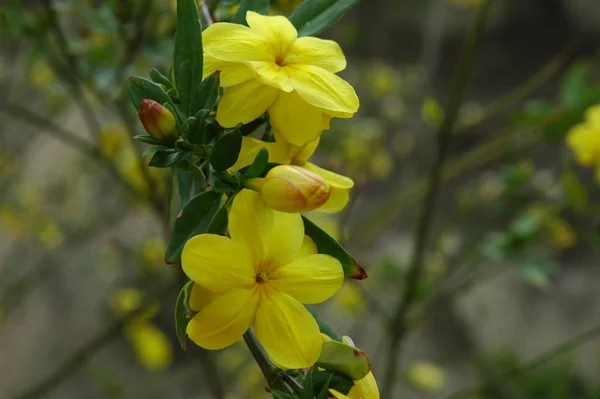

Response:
(2, 0), (600, 398)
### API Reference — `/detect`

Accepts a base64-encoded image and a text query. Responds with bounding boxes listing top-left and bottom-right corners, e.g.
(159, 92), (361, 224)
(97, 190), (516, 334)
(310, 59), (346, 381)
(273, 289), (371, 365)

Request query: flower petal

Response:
(351, 371), (381, 399)
(246, 11), (297, 60)
(269, 90), (324, 146)
(298, 235), (318, 257)
(204, 54), (254, 87)
(187, 288), (258, 350)
(273, 129), (319, 163)
(230, 137), (288, 172)
(269, 254), (343, 304)
(289, 64), (359, 114)
(188, 283), (220, 312)
(203, 22), (271, 62)
(286, 36), (346, 73)
(229, 189), (304, 266)
(182, 234), (255, 292)
(303, 163), (353, 213)
(254, 285), (321, 369)
(320, 186), (351, 213)
(248, 61), (293, 92)
(217, 80), (279, 127)
(329, 389), (351, 399)
(304, 162), (354, 189)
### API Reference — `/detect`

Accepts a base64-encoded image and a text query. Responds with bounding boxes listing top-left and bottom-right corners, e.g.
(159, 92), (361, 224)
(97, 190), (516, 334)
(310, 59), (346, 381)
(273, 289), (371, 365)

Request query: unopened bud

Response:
(138, 99), (177, 140)
(247, 165), (330, 213)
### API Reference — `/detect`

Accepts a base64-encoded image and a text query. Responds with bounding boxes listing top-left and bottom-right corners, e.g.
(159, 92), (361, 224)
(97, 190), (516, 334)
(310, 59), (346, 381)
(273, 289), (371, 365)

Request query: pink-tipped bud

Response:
(138, 99), (177, 140)
(248, 165), (331, 213)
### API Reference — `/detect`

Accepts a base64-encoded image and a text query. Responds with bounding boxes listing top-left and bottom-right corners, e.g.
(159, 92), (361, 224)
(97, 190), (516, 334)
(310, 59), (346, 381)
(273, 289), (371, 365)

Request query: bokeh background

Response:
(2, 0), (600, 398)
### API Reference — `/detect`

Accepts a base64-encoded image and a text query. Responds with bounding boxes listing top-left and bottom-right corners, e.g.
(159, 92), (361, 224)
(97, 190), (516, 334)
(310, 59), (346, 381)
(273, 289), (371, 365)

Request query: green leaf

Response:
(561, 169), (588, 215)
(317, 341), (371, 380)
(133, 134), (172, 146)
(149, 68), (172, 89)
(289, 0), (360, 37)
(142, 145), (170, 157)
(187, 109), (211, 145)
(174, 0), (204, 116)
(196, 74), (219, 111)
(174, 280), (194, 351)
(519, 260), (556, 290)
(207, 194), (235, 235)
(305, 305), (342, 342)
(232, 0), (270, 25)
(166, 190), (222, 262)
(559, 62), (590, 109)
(176, 169), (194, 206)
(300, 368), (315, 399)
(313, 370), (353, 396)
(302, 216), (367, 279)
(148, 149), (186, 168)
(211, 129), (243, 171)
(243, 147), (269, 178)
(271, 391), (294, 399)
(127, 76), (176, 112)
(211, 178), (237, 194)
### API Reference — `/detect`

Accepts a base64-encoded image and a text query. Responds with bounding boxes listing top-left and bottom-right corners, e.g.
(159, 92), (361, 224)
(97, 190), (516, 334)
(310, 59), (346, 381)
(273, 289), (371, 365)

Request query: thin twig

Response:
(11, 281), (178, 399)
(445, 324), (600, 399)
(380, 3), (494, 397)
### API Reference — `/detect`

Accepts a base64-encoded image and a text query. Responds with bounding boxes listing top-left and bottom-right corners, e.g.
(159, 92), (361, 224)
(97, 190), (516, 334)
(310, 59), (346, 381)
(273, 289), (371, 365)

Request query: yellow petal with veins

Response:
(217, 80), (278, 127)
(203, 22), (272, 63)
(286, 36), (346, 73)
(204, 54), (254, 87)
(187, 288), (258, 350)
(246, 11), (297, 61)
(269, 90), (324, 146)
(269, 254), (343, 304)
(254, 285), (321, 369)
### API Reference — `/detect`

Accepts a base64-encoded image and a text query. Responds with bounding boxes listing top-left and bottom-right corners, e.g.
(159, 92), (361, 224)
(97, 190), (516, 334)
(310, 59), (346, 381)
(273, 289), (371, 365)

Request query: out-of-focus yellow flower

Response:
(36, 218), (65, 250)
(233, 131), (354, 213)
(99, 124), (129, 158)
(370, 150), (393, 180)
(246, 165), (331, 213)
(566, 105), (600, 181)
(30, 61), (55, 89)
(421, 96), (444, 127)
(333, 283), (366, 314)
(365, 62), (401, 96)
(140, 238), (167, 269)
(203, 11), (359, 146)
(182, 190), (343, 369)
(406, 361), (446, 393)
(545, 218), (577, 249)
(0, 206), (28, 238)
(110, 287), (159, 321)
(126, 322), (173, 371)
(327, 335), (380, 399)
(16, 184), (43, 212)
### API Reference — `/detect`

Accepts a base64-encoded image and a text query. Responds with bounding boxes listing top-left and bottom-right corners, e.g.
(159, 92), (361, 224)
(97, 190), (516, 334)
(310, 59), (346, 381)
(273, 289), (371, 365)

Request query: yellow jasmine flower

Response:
(203, 11), (359, 146)
(182, 189), (344, 369)
(325, 335), (380, 399)
(566, 104), (600, 181)
(126, 321), (174, 371)
(232, 131), (354, 212)
(406, 361), (446, 393)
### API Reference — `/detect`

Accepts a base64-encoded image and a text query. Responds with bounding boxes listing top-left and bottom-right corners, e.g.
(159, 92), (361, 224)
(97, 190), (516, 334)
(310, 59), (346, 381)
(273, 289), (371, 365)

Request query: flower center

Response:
(255, 272), (269, 283)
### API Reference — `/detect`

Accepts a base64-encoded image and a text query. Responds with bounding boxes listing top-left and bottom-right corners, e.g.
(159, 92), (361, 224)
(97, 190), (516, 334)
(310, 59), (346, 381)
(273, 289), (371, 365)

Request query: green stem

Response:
(243, 331), (280, 389)
(381, 3), (494, 397)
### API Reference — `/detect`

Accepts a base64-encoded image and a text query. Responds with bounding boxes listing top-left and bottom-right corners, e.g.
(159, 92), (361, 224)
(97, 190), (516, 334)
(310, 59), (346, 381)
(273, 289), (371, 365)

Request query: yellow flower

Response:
(327, 336), (380, 399)
(126, 321), (174, 371)
(246, 165), (331, 213)
(406, 361), (446, 393)
(203, 11), (359, 146)
(182, 189), (344, 369)
(36, 218), (65, 250)
(232, 131), (354, 212)
(566, 105), (600, 181)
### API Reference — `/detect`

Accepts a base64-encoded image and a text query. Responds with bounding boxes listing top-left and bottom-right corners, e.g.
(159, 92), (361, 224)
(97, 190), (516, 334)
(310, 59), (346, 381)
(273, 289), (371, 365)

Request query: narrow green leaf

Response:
(174, 280), (194, 351)
(133, 134), (172, 146)
(166, 190), (222, 262)
(315, 374), (333, 399)
(271, 391), (294, 399)
(142, 145), (169, 158)
(211, 129), (243, 171)
(174, 0), (204, 116)
(562, 169), (588, 215)
(300, 368), (315, 399)
(289, 0), (360, 37)
(317, 341), (371, 380)
(559, 62), (590, 109)
(232, 0), (270, 25)
(211, 178), (237, 194)
(187, 109), (210, 144)
(313, 370), (353, 396)
(243, 147), (269, 178)
(150, 68), (172, 89)
(305, 305), (342, 341)
(302, 216), (367, 279)
(127, 76), (175, 111)
(196, 74), (219, 111)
